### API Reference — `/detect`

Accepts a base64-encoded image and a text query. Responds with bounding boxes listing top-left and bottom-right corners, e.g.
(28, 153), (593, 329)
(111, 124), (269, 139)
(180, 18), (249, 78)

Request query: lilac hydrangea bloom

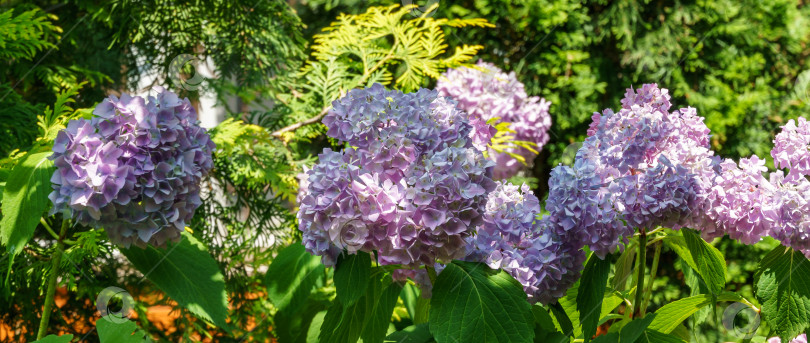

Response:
(464, 181), (586, 304)
(298, 84), (496, 267)
(706, 118), (810, 255)
(565, 84), (723, 255)
(761, 169), (810, 258)
(437, 61), (552, 179)
(705, 156), (772, 244)
(49, 88), (215, 248)
(772, 117), (810, 178)
(768, 334), (808, 343)
(545, 148), (637, 258)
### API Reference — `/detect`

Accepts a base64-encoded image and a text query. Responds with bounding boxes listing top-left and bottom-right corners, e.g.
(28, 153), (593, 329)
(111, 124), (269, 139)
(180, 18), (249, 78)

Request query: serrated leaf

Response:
(429, 261), (534, 343)
(320, 297), (363, 342)
(413, 294), (430, 325)
(334, 251), (371, 306)
(663, 235), (698, 272)
(553, 280), (623, 338)
(384, 324), (433, 343)
(266, 243), (324, 312)
(669, 324), (690, 342)
(120, 232), (229, 329)
(306, 311), (327, 343)
(635, 329), (687, 343)
(648, 293), (741, 334)
(275, 297), (330, 343)
(1, 151), (54, 256)
(361, 273), (403, 343)
(754, 246), (810, 341)
(577, 256), (611, 342)
(591, 332), (619, 343)
(319, 270), (402, 343)
(549, 301), (574, 337)
(32, 334), (74, 343)
(533, 305), (567, 343)
(400, 283), (420, 321)
(96, 316), (150, 342)
(682, 229), (726, 295)
(612, 242), (636, 292)
(677, 259), (710, 326)
(617, 314), (655, 343)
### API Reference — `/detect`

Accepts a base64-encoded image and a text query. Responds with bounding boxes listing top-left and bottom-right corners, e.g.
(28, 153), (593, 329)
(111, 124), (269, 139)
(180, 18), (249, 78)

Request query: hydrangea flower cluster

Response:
(49, 88), (215, 248)
(437, 61), (552, 179)
(298, 84), (496, 267)
(464, 181), (585, 304)
(704, 118), (810, 256)
(761, 170), (810, 257)
(578, 83), (810, 257)
(768, 334), (808, 343)
(705, 156), (772, 244)
(563, 84), (720, 256)
(543, 156), (632, 259)
(772, 117), (810, 178)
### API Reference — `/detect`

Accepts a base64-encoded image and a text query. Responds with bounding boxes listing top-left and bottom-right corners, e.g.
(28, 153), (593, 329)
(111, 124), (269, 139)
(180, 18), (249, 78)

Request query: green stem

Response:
(40, 218), (75, 245)
(645, 235), (665, 247)
(640, 240), (662, 315)
(425, 265), (438, 285)
(633, 227), (647, 318)
(36, 220), (69, 340)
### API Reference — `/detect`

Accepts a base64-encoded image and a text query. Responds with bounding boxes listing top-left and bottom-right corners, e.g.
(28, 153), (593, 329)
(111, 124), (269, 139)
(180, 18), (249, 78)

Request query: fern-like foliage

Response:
(0, 8), (60, 158)
(0, 8), (58, 61)
(487, 118), (539, 165)
(209, 118), (312, 201)
(36, 82), (88, 145)
(272, 4), (492, 142)
(309, 4), (490, 92)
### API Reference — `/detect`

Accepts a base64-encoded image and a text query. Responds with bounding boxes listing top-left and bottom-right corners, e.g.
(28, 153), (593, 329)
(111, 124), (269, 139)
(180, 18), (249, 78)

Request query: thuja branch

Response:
(271, 54), (396, 138)
(272, 33), (399, 139)
(36, 219), (69, 340)
(271, 105), (331, 138)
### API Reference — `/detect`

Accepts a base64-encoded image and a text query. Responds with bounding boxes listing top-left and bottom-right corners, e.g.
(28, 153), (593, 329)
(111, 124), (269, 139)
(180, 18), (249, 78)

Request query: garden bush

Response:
(1, 1), (809, 343)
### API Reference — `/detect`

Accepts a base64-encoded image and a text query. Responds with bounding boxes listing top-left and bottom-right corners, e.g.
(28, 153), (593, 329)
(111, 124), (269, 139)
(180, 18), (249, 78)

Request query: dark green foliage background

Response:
(296, 0), (810, 192)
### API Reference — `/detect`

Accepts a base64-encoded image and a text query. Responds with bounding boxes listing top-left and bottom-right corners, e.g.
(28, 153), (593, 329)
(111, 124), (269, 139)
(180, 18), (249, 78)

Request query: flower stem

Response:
(633, 227), (647, 318)
(425, 265), (438, 285)
(36, 219), (69, 340)
(640, 240), (661, 316)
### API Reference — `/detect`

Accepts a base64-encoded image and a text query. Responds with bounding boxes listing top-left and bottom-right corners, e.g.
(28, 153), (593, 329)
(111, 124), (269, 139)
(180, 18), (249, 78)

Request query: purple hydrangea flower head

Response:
(615, 157), (698, 229)
(436, 61), (552, 179)
(544, 152), (632, 258)
(567, 84), (723, 253)
(772, 117), (810, 178)
(464, 181), (586, 304)
(49, 88), (215, 248)
(298, 84), (496, 267)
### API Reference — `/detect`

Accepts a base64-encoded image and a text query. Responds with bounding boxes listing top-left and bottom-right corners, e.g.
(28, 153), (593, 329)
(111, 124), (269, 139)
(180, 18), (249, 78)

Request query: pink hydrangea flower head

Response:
(772, 117), (810, 178)
(437, 61), (552, 179)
